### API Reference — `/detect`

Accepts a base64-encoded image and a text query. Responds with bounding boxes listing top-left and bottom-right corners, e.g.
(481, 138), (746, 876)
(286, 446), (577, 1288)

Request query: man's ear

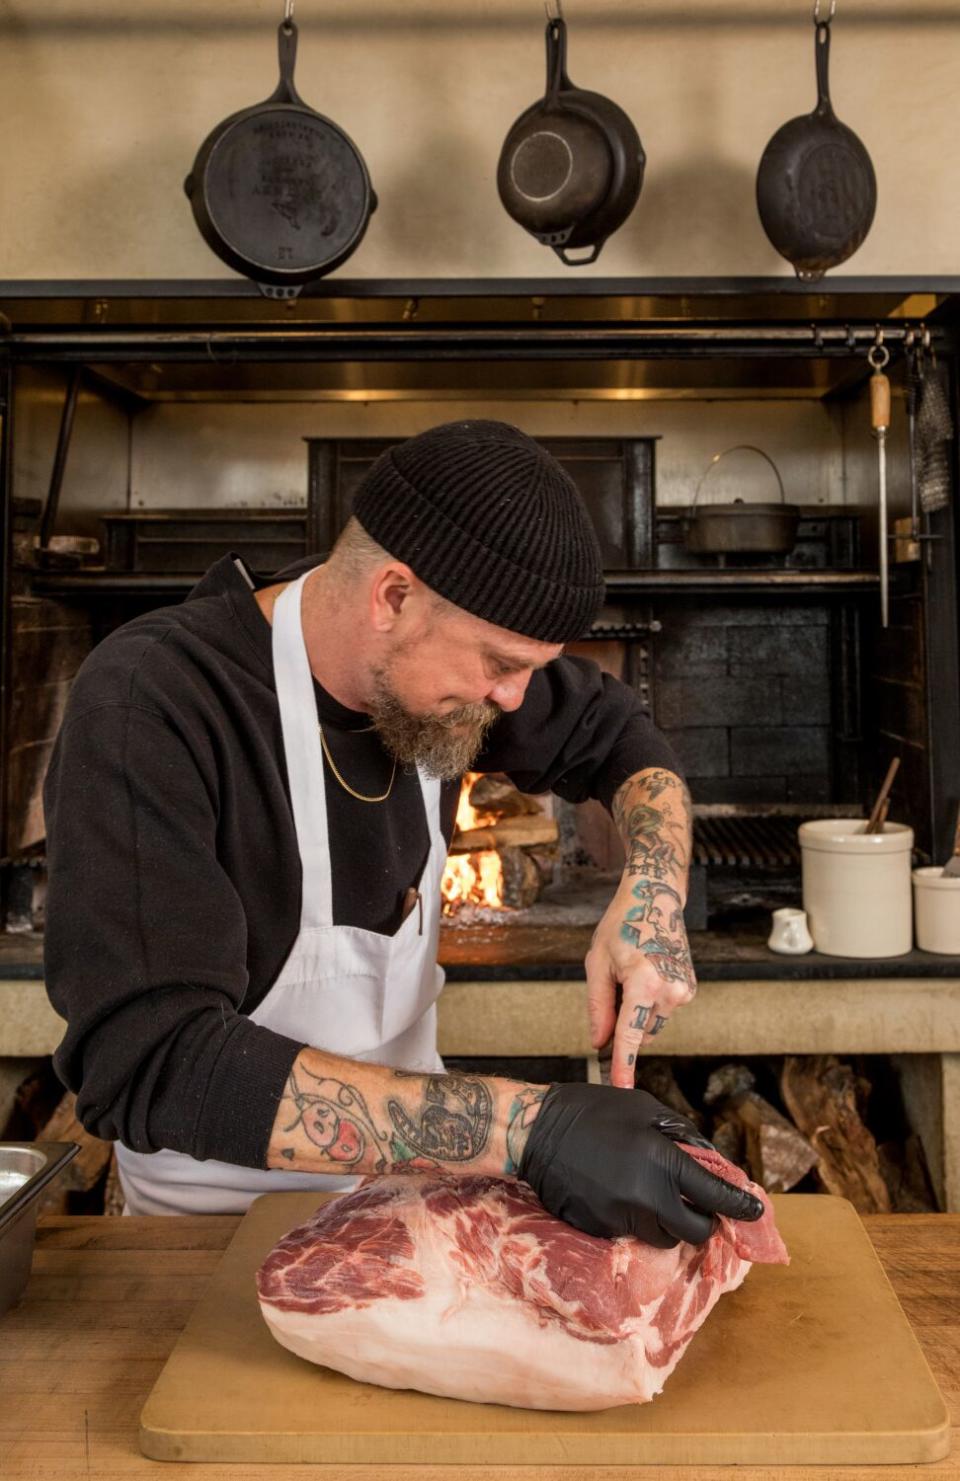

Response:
(369, 562), (417, 633)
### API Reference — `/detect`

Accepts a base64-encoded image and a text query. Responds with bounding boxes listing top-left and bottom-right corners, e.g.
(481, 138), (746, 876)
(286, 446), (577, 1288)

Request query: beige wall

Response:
(128, 397), (846, 511)
(29, 386), (902, 525)
(0, 0), (958, 283)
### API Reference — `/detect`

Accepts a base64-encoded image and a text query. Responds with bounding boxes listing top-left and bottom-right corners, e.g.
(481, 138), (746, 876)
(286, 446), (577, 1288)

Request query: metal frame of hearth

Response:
(0, 277), (958, 1208)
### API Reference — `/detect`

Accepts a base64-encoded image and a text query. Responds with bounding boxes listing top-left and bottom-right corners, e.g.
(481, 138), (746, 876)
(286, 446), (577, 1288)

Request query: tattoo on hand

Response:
(619, 877), (697, 993)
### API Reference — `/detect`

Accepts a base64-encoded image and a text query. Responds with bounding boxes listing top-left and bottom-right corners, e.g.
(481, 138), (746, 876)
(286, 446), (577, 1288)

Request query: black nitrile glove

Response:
(518, 1082), (765, 1247)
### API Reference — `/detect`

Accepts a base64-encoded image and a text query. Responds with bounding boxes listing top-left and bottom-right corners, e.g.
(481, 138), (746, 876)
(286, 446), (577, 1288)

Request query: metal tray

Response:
(0, 1142), (78, 1316)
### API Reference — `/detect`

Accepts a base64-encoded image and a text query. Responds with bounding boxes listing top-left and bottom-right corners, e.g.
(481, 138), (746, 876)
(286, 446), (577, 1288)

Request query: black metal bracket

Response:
(36, 367), (81, 561)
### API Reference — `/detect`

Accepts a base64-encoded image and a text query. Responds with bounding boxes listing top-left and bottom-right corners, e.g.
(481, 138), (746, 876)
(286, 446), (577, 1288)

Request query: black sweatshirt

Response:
(43, 554), (682, 1170)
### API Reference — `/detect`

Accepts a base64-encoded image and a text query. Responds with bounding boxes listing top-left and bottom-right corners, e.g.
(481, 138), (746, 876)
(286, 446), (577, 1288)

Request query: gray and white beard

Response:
(368, 668), (500, 781)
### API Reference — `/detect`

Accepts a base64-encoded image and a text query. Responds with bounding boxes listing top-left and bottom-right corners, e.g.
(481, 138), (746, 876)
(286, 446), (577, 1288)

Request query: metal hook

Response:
(813, 0), (837, 21)
(283, 0), (294, 26)
(868, 326), (889, 369)
(922, 325), (932, 351)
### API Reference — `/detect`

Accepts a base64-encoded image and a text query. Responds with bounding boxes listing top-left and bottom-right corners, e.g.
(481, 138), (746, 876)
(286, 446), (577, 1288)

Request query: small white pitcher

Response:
(768, 906), (814, 955)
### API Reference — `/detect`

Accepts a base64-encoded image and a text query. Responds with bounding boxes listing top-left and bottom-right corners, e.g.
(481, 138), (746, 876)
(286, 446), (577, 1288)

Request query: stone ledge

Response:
(4, 974), (959, 1060)
(4, 975), (958, 1210)
(435, 977), (960, 1058)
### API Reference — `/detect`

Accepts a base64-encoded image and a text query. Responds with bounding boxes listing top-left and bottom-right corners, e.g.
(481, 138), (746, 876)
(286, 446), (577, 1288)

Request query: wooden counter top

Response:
(0, 1212), (956, 1478)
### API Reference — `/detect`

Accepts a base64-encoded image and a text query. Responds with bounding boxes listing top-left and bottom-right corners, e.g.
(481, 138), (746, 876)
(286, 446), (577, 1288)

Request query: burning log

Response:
(443, 771), (554, 912)
(468, 774), (543, 819)
(704, 1064), (817, 1193)
(526, 846), (557, 887)
(451, 815), (559, 853)
(781, 1055), (892, 1213)
(498, 846), (542, 910)
(441, 851), (503, 914)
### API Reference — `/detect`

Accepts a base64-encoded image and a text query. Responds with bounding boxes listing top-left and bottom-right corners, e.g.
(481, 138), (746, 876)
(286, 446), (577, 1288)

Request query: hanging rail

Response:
(0, 323), (947, 364)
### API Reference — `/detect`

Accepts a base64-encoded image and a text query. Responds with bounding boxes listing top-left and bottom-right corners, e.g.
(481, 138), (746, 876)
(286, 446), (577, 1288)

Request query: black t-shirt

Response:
(43, 554), (682, 1170)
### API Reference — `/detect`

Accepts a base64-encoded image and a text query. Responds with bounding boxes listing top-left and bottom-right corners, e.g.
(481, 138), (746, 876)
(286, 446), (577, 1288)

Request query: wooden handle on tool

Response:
(871, 368), (891, 434)
(866, 757), (900, 833)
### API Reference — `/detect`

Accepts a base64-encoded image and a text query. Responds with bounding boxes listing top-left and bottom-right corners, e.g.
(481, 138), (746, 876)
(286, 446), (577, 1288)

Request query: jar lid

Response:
(798, 818), (914, 854)
(912, 865), (960, 889)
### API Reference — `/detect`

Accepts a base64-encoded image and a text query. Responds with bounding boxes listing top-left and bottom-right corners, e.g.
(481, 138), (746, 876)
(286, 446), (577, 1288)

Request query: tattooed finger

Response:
(630, 1003), (653, 1032)
(648, 1014), (668, 1036)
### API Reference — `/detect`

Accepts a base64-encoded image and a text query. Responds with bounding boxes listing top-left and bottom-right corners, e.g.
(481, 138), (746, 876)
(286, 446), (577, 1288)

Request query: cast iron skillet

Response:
(185, 15), (377, 299)
(756, 2), (876, 282)
(497, 16), (644, 266)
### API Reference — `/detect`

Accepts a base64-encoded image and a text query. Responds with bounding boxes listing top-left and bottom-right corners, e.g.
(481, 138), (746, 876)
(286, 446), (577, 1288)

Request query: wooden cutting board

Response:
(139, 1190), (950, 1466)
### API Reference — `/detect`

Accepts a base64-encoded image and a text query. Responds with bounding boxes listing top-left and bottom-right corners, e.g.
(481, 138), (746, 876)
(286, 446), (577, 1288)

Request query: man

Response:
(44, 421), (762, 1241)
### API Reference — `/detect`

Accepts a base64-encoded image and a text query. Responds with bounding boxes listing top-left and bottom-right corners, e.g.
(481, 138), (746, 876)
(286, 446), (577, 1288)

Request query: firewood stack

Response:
(605, 1053), (938, 1214)
(1, 1064), (115, 1214)
(447, 773), (558, 911)
(0, 1050), (940, 1215)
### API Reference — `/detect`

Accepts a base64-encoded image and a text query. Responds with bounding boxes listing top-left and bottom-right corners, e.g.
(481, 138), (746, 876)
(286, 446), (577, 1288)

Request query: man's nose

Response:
(487, 672), (532, 711)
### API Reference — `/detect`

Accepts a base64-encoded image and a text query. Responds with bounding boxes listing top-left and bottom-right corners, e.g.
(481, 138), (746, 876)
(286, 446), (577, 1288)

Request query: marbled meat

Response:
(256, 1145), (788, 1411)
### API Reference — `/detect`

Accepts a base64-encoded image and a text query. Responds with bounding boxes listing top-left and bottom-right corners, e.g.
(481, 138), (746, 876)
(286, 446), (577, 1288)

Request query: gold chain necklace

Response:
(318, 724), (397, 804)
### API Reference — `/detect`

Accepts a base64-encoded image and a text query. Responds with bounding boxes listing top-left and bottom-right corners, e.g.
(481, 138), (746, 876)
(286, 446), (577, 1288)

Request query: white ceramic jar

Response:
(912, 866), (960, 954)
(798, 818), (914, 958)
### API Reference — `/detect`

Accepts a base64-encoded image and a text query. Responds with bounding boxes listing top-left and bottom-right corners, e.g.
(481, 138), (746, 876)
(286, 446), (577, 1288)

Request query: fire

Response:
(454, 771), (495, 831)
(442, 772), (505, 914)
(441, 851), (503, 914)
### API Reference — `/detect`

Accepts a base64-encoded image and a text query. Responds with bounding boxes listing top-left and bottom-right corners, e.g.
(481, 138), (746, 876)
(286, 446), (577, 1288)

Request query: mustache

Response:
(430, 700), (501, 731)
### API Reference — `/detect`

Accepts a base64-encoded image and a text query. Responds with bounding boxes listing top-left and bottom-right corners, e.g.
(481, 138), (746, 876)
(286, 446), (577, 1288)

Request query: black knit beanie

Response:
(351, 421), (605, 643)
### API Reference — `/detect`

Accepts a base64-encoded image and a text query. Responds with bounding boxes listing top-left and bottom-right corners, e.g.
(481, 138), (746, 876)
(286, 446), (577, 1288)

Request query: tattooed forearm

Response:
(387, 1072), (493, 1163)
(612, 767), (692, 884)
(280, 1065), (382, 1166)
(504, 1086), (550, 1175)
(267, 1047), (549, 1180)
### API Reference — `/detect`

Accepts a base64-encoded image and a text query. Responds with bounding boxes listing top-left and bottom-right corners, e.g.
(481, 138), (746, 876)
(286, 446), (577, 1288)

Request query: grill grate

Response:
(692, 815), (802, 869)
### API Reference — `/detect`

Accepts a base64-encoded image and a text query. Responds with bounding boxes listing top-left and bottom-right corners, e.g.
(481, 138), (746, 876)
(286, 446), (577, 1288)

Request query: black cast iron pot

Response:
(684, 445), (800, 556)
(497, 17), (645, 266)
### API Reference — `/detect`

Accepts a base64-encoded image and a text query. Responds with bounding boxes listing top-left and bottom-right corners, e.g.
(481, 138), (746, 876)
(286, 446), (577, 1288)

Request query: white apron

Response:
(116, 568), (446, 1215)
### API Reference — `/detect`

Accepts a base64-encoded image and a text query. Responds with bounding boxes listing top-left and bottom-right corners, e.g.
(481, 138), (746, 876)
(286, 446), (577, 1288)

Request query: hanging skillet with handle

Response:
(497, 5), (645, 265)
(185, 2), (377, 299)
(756, 1), (876, 282)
